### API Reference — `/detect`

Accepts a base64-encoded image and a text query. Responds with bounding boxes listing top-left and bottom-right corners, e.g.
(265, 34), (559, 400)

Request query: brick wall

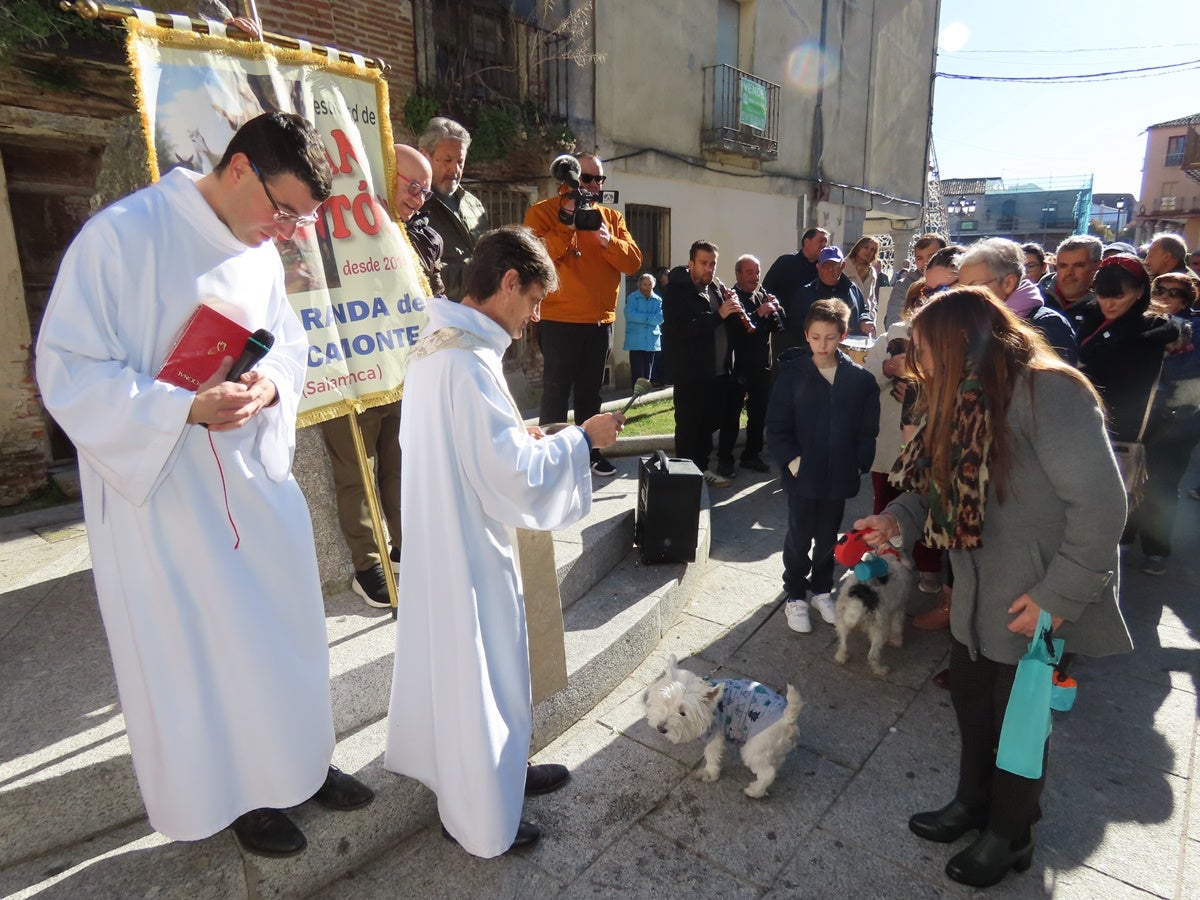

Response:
(258, 0), (419, 138)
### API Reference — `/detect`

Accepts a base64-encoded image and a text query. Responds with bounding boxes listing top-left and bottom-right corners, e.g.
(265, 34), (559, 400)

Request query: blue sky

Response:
(932, 0), (1200, 195)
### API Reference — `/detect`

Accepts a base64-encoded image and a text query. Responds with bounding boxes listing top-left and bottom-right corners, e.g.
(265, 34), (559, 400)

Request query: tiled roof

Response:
(1148, 113), (1200, 130)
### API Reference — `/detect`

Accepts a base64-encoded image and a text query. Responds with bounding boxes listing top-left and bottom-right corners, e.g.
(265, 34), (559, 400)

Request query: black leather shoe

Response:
(311, 766), (375, 811)
(740, 457), (771, 473)
(945, 829), (1035, 888)
(230, 808), (307, 857)
(525, 762), (570, 796)
(908, 799), (988, 843)
(440, 819), (542, 853)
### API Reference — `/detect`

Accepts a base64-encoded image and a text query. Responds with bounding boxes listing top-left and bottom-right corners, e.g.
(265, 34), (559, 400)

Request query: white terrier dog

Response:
(643, 656), (803, 798)
(832, 549), (914, 676)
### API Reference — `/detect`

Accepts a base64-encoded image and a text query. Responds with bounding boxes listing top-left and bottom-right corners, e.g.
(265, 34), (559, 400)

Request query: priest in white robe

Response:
(384, 227), (623, 857)
(35, 113), (371, 857)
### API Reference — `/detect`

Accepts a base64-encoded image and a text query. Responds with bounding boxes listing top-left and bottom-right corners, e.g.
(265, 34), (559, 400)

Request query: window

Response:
(1160, 181), (1178, 211)
(473, 185), (533, 227)
(624, 204), (671, 291)
(1166, 135), (1186, 167)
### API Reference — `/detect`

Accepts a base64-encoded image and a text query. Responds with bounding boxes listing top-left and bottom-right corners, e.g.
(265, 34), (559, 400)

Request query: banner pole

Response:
(59, 1), (387, 68)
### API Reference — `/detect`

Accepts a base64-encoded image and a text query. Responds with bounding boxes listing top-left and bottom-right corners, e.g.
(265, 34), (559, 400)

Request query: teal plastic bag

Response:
(996, 610), (1063, 779)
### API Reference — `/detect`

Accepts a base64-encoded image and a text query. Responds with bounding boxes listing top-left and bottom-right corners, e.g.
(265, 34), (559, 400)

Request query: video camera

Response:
(550, 154), (619, 231)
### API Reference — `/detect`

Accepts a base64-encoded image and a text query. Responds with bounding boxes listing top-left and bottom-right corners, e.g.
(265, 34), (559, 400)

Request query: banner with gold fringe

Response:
(125, 15), (429, 428)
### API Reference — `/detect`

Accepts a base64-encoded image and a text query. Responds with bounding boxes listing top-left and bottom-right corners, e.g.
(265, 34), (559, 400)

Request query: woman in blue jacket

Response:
(623, 273), (663, 383)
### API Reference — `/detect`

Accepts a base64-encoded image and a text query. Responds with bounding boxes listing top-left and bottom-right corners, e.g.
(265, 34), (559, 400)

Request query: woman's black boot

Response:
(908, 800), (989, 843)
(945, 829), (1035, 888)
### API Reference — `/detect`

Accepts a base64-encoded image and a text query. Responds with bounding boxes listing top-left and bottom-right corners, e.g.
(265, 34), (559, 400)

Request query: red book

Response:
(156, 303), (253, 390)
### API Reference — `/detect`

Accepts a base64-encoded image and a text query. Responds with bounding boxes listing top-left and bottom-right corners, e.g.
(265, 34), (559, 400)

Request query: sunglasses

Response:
(580, 173), (607, 186)
(250, 161), (319, 227)
(1152, 285), (1190, 301)
(399, 179), (434, 203)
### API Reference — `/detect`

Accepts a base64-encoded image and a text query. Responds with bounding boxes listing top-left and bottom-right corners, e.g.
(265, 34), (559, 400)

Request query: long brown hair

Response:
(907, 287), (1097, 499)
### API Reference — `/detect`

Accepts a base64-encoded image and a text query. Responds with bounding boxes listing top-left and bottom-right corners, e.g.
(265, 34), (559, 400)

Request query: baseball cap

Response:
(818, 246), (845, 264)
(1103, 242), (1137, 257)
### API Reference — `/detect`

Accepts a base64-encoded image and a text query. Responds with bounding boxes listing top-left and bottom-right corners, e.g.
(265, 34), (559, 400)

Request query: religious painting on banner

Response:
(125, 12), (428, 427)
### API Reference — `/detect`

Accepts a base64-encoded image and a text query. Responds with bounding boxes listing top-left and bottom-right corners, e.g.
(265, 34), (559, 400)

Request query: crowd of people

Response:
(33, 101), (1200, 889)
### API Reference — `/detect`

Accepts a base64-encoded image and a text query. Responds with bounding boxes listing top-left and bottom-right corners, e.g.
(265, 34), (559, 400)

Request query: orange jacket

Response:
(523, 190), (643, 324)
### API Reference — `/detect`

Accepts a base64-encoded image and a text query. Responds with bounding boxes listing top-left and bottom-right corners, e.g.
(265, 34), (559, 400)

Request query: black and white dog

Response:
(833, 547), (915, 677)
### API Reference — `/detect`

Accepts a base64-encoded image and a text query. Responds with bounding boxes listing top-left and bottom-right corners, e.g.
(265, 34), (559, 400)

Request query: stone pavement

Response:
(2, 459), (1199, 898)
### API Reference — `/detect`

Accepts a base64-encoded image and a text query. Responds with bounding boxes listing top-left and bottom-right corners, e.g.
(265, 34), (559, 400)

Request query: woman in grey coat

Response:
(855, 287), (1132, 889)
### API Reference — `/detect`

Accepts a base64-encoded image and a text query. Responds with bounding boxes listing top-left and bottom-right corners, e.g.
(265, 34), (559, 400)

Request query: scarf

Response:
(889, 374), (991, 549)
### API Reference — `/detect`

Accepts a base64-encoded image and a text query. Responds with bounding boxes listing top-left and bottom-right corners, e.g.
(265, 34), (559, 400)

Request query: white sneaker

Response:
(785, 598), (812, 633)
(810, 592), (837, 625)
(702, 469), (732, 488)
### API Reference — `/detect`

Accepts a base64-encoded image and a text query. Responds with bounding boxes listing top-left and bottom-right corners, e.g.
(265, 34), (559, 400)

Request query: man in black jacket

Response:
(715, 254), (784, 476)
(763, 227), (829, 356)
(784, 246), (873, 342)
(661, 240), (745, 487)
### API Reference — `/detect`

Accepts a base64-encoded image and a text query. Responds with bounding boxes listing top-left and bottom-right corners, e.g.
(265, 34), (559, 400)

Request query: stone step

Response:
(0, 477), (711, 899)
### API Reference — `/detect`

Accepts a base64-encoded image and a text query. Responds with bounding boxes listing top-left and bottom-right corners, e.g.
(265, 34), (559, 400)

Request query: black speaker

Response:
(635, 451), (702, 564)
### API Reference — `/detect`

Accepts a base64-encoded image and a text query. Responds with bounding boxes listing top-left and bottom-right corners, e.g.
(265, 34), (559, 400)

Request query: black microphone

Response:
(550, 153), (581, 188)
(227, 328), (274, 381)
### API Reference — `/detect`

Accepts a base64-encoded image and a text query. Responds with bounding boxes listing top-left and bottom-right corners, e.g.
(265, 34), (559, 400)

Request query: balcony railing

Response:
(1166, 151), (1185, 167)
(701, 64), (780, 161)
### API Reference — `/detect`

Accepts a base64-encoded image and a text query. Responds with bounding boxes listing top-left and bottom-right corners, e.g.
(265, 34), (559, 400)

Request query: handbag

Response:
(996, 610), (1063, 780)
(1112, 365), (1161, 507)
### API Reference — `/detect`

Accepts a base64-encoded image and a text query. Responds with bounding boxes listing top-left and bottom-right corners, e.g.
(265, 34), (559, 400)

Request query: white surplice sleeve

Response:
(449, 352), (591, 531)
(35, 218), (194, 507)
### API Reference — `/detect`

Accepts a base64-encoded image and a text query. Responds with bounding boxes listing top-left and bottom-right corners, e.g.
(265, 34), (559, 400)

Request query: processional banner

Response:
(125, 13), (429, 427)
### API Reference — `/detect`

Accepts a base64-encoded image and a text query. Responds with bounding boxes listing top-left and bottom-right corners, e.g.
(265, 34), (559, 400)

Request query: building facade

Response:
(1135, 113), (1200, 251)
(2, 0), (940, 502)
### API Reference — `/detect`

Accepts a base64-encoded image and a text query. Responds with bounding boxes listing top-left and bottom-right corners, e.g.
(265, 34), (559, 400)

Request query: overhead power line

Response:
(937, 58), (1200, 83)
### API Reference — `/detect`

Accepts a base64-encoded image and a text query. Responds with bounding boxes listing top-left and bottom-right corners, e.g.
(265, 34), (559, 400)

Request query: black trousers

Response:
(949, 640), (1046, 840)
(673, 380), (717, 472)
(1124, 416), (1200, 557)
(538, 321), (612, 426)
(782, 495), (845, 596)
(718, 369), (770, 464)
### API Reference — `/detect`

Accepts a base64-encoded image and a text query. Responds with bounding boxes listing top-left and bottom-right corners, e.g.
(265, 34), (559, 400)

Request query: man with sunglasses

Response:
(318, 143), (440, 609)
(524, 152), (643, 476)
(418, 117), (489, 301)
(36, 112), (372, 858)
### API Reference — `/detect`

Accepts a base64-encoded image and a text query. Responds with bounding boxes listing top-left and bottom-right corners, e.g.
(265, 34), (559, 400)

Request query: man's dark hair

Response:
(801, 227), (830, 245)
(1022, 243), (1046, 264)
(689, 240), (718, 260)
(464, 226), (558, 301)
(914, 233), (948, 252)
(217, 112), (333, 202)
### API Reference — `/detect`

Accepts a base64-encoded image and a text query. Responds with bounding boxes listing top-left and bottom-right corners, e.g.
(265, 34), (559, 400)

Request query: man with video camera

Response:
(524, 152), (642, 475)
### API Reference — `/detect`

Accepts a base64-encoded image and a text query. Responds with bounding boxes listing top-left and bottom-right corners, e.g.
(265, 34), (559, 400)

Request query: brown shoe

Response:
(913, 588), (951, 631)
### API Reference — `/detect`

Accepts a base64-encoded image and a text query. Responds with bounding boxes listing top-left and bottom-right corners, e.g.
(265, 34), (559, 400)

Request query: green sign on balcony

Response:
(740, 78), (767, 132)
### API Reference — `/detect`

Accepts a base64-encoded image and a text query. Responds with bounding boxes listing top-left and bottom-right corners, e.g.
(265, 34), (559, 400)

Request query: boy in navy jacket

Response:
(766, 299), (880, 633)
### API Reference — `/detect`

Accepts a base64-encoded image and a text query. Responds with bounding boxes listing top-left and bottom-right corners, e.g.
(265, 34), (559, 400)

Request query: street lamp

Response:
(946, 196), (977, 216)
(1115, 198), (1126, 234)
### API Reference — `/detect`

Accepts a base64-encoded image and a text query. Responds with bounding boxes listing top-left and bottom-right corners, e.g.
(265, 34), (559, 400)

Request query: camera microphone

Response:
(227, 328), (275, 381)
(550, 154), (581, 188)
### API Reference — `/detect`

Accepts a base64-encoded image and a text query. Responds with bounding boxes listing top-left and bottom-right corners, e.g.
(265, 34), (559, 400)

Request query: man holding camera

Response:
(524, 152), (642, 475)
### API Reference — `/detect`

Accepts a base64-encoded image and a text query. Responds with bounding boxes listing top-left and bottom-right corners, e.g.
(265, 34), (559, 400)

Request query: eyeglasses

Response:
(580, 173), (607, 186)
(1153, 285), (1191, 301)
(250, 161), (320, 227)
(399, 178), (434, 203)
